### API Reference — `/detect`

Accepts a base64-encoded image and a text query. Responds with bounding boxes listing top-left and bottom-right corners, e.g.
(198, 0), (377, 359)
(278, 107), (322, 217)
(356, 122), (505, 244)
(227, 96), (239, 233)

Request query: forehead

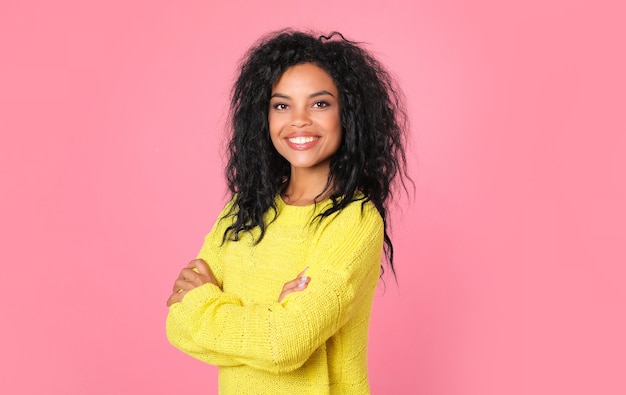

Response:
(272, 63), (338, 93)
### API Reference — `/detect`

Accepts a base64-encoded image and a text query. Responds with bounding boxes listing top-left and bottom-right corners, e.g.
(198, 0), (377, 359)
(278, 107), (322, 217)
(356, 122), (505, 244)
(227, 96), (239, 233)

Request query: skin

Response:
(167, 63), (341, 306)
(269, 63), (342, 206)
(166, 259), (217, 307)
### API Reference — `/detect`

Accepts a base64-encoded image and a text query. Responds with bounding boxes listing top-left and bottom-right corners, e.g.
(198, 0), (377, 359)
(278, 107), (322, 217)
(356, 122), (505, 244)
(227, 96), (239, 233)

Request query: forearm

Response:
(166, 282), (325, 373)
(167, 254), (379, 374)
(166, 288), (242, 367)
(166, 199), (383, 372)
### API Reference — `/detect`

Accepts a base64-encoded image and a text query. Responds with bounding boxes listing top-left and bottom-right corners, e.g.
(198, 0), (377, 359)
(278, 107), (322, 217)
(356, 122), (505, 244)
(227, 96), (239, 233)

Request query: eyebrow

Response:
(270, 90), (336, 99)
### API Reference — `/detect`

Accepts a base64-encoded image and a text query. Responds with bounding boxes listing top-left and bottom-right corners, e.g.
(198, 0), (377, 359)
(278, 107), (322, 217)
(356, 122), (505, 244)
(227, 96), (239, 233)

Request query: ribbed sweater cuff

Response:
(182, 282), (222, 307)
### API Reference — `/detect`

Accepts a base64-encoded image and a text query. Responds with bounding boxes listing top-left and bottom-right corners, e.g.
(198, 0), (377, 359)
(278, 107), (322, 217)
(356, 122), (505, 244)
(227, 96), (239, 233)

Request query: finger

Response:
(280, 267), (309, 292)
(188, 259), (219, 286)
(188, 259), (211, 276)
(176, 269), (186, 281)
(180, 268), (197, 282)
(181, 268), (212, 289)
(296, 267), (310, 287)
(296, 276), (311, 289)
(278, 283), (309, 302)
(285, 268), (311, 290)
(166, 290), (187, 307)
(166, 293), (176, 307)
(278, 276), (311, 302)
(283, 276), (310, 291)
(172, 278), (195, 293)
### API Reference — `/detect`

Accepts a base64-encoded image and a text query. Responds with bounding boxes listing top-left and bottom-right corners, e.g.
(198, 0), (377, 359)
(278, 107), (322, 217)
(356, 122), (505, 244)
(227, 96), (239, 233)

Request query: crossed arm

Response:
(166, 259), (310, 306)
(165, 202), (383, 373)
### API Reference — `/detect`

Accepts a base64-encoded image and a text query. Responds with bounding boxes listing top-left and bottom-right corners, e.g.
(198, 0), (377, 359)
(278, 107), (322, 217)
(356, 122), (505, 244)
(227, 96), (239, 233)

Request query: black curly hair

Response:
(223, 29), (411, 276)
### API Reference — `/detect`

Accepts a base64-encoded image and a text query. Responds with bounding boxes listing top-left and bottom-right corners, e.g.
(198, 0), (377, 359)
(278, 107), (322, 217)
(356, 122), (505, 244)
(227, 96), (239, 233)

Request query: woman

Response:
(166, 30), (410, 394)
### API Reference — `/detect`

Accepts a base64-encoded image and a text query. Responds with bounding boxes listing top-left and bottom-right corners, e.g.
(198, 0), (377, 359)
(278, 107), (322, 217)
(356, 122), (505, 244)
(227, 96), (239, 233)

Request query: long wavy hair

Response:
(223, 29), (411, 276)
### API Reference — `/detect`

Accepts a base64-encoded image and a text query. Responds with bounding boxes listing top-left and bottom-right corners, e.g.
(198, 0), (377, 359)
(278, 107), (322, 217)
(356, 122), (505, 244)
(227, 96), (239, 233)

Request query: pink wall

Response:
(1, 1), (624, 394)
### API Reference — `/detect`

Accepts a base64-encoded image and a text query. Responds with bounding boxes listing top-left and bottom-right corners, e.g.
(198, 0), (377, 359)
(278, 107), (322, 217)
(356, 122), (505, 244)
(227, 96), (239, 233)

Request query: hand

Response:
(278, 267), (311, 302)
(166, 259), (218, 307)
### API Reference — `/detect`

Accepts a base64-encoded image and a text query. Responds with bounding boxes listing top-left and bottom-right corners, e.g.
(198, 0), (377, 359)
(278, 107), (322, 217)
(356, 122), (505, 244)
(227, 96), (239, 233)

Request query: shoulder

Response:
(309, 197), (384, 272)
(331, 194), (382, 223)
(316, 197), (383, 241)
(201, 197), (237, 242)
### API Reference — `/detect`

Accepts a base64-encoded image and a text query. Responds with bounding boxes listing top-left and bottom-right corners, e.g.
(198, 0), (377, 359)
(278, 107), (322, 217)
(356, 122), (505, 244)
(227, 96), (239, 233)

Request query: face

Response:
(268, 63), (342, 174)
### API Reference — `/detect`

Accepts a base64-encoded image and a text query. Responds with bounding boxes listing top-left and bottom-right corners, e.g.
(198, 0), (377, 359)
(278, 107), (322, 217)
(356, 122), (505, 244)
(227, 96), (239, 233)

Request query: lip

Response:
(284, 132), (320, 150)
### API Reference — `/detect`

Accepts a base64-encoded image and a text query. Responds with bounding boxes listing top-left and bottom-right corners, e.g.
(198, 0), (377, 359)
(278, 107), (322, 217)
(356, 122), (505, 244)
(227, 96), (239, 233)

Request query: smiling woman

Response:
(269, 63), (342, 203)
(166, 30), (411, 395)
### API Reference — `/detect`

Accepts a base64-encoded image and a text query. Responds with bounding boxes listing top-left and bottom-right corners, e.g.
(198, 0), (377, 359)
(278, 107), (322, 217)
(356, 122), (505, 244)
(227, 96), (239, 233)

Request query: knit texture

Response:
(166, 195), (383, 394)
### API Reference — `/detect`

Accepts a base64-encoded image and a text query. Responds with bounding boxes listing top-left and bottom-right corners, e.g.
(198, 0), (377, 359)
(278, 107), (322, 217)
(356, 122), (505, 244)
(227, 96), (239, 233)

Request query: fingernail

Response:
(300, 276), (309, 282)
(298, 282), (307, 288)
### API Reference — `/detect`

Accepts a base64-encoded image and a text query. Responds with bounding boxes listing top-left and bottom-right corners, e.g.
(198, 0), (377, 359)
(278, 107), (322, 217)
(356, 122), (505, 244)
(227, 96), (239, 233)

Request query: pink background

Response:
(1, 1), (625, 394)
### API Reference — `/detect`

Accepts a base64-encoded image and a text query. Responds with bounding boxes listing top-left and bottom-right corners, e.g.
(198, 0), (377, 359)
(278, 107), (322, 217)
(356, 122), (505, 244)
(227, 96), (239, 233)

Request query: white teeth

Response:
(288, 136), (316, 144)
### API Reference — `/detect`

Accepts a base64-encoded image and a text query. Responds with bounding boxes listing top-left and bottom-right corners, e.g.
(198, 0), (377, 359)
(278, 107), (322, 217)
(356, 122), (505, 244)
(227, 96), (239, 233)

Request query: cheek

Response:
(268, 112), (286, 135)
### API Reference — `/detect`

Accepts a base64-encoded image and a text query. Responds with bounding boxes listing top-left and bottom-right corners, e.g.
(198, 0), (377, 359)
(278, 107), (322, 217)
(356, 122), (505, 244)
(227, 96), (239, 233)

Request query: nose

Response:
(290, 106), (312, 128)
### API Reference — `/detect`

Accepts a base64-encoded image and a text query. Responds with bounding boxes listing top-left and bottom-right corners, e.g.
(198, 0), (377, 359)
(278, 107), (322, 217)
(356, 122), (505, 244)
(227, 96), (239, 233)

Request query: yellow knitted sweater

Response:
(166, 195), (383, 394)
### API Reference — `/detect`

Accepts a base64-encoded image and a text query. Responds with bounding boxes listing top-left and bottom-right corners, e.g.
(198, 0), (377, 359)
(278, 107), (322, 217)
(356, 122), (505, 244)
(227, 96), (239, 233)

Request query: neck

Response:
(281, 166), (332, 206)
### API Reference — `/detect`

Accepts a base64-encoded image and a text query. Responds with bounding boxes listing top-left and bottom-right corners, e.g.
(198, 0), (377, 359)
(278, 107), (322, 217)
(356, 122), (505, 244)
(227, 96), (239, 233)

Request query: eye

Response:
(313, 101), (329, 108)
(272, 103), (289, 111)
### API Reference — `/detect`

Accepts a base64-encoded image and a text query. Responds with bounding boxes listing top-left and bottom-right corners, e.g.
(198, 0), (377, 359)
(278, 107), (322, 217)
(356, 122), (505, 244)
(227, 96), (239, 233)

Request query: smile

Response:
(287, 136), (318, 144)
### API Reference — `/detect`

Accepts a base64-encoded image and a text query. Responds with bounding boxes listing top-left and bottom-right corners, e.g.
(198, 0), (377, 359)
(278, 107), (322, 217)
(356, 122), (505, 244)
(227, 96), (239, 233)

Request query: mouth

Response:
(287, 136), (318, 144)
(285, 135), (320, 150)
